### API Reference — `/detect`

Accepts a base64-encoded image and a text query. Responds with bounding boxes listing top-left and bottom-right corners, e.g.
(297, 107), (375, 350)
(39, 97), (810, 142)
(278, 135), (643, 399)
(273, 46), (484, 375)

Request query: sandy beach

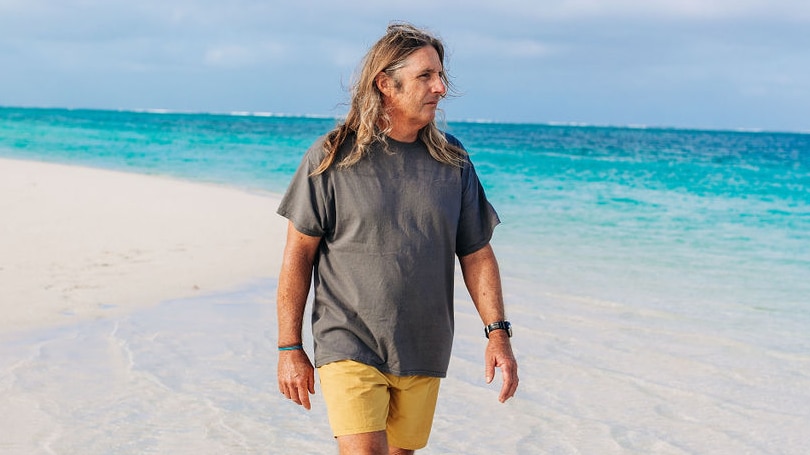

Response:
(0, 158), (286, 333)
(2, 157), (809, 454)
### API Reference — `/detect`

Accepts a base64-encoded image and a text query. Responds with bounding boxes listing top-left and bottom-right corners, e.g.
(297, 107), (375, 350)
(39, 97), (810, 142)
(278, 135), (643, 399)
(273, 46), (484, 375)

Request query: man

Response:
(276, 22), (518, 454)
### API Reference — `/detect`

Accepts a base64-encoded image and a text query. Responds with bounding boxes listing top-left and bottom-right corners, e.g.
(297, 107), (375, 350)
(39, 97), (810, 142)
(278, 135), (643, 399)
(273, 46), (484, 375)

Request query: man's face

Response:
(379, 46), (447, 138)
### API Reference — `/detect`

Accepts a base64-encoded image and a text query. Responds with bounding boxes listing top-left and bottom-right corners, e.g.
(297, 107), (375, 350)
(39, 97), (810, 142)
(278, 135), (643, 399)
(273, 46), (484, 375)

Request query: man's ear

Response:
(375, 72), (392, 97)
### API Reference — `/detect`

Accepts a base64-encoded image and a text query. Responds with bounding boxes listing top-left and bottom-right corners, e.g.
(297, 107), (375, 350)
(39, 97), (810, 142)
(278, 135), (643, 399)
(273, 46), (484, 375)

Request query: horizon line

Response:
(1, 104), (807, 136)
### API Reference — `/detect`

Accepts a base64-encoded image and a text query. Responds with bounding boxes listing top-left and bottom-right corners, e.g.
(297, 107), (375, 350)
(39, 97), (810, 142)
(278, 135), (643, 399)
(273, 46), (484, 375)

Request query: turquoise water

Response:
(2, 106), (809, 351)
(4, 106), (810, 453)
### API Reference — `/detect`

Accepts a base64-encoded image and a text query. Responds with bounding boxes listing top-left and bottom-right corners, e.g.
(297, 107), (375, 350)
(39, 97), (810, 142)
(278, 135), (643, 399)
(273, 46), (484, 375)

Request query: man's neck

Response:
(386, 123), (421, 143)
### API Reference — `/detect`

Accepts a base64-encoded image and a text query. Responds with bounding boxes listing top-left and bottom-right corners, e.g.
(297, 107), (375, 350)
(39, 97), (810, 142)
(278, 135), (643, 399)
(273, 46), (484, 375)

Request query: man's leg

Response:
(336, 431), (414, 455)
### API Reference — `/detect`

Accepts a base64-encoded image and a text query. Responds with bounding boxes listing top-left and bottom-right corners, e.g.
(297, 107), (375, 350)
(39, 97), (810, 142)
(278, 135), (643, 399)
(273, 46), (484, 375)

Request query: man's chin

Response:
(424, 108), (438, 122)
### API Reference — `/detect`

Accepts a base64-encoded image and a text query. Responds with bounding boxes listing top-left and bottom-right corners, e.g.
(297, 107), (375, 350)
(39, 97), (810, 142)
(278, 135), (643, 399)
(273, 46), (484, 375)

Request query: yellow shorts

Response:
(317, 360), (441, 450)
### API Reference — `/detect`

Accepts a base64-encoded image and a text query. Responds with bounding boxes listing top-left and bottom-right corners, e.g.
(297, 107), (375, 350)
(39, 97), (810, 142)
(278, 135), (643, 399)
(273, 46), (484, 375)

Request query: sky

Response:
(1, 0), (808, 132)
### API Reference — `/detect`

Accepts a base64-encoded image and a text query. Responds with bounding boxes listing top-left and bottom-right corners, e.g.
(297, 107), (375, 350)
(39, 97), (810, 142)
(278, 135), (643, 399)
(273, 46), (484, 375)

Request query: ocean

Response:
(2, 106), (809, 453)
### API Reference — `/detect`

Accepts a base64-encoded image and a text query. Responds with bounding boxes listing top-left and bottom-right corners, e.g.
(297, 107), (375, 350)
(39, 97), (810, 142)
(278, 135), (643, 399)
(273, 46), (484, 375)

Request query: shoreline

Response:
(2, 158), (810, 453)
(0, 158), (287, 334)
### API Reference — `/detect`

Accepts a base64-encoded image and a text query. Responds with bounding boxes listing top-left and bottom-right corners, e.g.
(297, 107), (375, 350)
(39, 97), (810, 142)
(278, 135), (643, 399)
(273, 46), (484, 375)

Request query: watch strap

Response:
(484, 320), (512, 338)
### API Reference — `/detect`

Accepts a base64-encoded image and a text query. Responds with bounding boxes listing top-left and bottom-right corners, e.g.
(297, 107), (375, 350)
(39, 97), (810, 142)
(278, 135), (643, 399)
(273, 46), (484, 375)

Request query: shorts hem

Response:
(332, 425), (388, 438)
(387, 436), (428, 451)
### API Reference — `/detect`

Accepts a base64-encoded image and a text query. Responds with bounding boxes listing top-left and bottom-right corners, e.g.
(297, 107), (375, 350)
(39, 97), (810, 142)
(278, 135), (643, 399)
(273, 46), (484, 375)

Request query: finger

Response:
(286, 381), (310, 410)
(279, 378), (295, 399)
(485, 356), (495, 384)
(307, 371), (316, 395)
(299, 386), (312, 410)
(288, 385), (302, 406)
(278, 368), (292, 396)
(498, 364), (519, 403)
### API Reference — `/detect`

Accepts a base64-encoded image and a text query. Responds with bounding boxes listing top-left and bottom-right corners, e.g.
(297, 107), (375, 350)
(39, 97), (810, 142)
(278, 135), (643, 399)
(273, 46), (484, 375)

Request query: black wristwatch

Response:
(484, 321), (512, 338)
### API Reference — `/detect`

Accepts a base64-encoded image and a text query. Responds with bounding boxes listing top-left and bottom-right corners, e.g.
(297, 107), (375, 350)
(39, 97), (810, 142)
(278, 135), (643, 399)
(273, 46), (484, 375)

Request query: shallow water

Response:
(2, 107), (810, 453)
(2, 275), (809, 454)
(0, 280), (334, 454)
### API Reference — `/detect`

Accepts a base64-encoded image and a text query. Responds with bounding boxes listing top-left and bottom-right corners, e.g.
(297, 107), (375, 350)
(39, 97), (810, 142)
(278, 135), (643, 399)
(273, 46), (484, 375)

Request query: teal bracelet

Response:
(278, 344), (303, 352)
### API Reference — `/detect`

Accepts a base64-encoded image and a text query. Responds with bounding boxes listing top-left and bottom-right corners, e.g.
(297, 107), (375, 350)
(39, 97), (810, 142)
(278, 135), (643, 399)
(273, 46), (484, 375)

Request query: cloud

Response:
(203, 42), (287, 68)
(453, 34), (557, 59)
(203, 45), (257, 68)
(1, 0), (808, 129)
(473, 0), (810, 21)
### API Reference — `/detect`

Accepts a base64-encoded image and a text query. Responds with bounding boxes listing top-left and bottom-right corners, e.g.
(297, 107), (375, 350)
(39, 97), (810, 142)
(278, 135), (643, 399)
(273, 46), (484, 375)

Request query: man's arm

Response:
(459, 243), (519, 403)
(277, 221), (321, 410)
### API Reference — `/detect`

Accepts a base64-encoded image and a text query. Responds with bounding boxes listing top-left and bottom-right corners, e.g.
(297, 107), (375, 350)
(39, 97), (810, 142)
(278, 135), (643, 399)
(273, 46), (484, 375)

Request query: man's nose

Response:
(433, 76), (446, 96)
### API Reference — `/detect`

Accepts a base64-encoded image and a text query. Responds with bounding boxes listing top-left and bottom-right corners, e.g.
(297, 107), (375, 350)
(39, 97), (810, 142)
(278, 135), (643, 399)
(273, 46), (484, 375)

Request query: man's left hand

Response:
(485, 331), (518, 402)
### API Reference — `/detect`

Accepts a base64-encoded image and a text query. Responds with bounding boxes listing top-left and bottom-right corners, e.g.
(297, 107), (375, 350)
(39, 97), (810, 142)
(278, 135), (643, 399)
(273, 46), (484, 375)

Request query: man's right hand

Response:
(278, 349), (316, 410)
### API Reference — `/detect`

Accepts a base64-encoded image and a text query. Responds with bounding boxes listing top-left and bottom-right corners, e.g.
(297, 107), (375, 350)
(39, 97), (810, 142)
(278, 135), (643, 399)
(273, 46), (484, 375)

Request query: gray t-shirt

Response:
(277, 133), (499, 377)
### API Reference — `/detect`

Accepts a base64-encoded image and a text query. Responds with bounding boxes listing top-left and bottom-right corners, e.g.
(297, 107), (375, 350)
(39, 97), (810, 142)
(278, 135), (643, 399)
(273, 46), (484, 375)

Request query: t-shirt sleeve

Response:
(276, 139), (333, 237)
(456, 151), (501, 256)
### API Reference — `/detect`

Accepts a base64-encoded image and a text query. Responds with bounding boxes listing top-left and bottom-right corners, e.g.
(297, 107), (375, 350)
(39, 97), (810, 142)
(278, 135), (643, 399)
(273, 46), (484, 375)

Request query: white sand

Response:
(0, 158), (286, 333)
(2, 158), (809, 454)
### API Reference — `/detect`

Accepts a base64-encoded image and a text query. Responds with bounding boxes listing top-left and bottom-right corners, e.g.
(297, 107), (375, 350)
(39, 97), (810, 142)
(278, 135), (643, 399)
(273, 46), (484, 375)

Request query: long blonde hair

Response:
(312, 22), (466, 175)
